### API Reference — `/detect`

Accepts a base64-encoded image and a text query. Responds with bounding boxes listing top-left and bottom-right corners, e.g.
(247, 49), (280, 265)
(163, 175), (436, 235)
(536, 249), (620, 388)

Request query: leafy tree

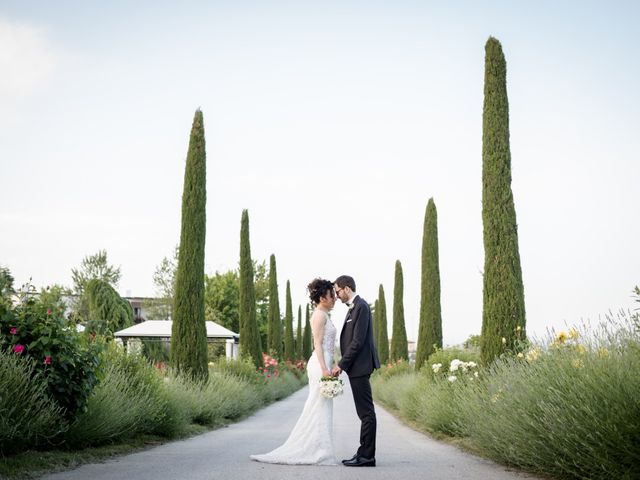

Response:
(71, 250), (121, 293)
(70, 250), (121, 322)
(144, 246), (178, 320)
(377, 284), (389, 364)
(480, 37), (526, 364)
(238, 210), (262, 368)
(0, 266), (15, 302)
(416, 198), (443, 370)
(390, 260), (408, 361)
(205, 270), (239, 332)
(283, 280), (295, 361)
(203, 261), (268, 340)
(170, 109), (208, 381)
(85, 279), (134, 335)
(302, 304), (312, 360)
(267, 254), (282, 359)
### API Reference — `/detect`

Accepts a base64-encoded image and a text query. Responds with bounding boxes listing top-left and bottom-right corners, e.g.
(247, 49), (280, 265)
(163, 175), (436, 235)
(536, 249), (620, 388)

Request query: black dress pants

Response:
(349, 374), (377, 458)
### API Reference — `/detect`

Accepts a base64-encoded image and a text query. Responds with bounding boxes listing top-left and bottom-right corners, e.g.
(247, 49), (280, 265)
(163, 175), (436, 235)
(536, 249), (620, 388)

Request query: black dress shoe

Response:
(343, 455), (376, 467)
(341, 453), (358, 464)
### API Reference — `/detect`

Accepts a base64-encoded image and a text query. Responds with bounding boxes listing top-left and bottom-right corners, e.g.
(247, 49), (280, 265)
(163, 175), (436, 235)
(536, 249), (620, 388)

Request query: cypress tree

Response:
(390, 260), (408, 361)
(377, 284), (389, 364)
(170, 109), (208, 381)
(416, 198), (443, 370)
(302, 304), (312, 360)
(267, 254), (282, 359)
(480, 37), (526, 365)
(296, 305), (302, 360)
(283, 280), (295, 361)
(239, 210), (262, 368)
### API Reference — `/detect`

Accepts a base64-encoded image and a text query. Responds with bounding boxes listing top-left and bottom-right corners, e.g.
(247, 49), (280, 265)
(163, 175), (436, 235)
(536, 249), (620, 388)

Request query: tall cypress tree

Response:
(480, 37), (526, 365)
(170, 109), (208, 381)
(267, 254), (282, 359)
(416, 198), (443, 370)
(390, 260), (408, 361)
(283, 280), (295, 361)
(480, 37), (526, 364)
(296, 305), (302, 360)
(239, 210), (262, 368)
(377, 284), (389, 364)
(302, 304), (312, 360)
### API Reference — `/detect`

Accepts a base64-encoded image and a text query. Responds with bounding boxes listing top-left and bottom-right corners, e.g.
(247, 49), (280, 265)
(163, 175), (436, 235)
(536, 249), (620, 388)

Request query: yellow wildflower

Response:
(517, 352), (524, 359)
(575, 344), (587, 355)
(556, 331), (568, 344)
(569, 328), (579, 340)
(526, 347), (541, 362)
(598, 347), (610, 358)
(572, 358), (583, 369)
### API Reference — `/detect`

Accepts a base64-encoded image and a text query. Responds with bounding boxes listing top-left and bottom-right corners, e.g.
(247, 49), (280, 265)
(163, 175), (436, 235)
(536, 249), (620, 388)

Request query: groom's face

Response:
(334, 284), (349, 304)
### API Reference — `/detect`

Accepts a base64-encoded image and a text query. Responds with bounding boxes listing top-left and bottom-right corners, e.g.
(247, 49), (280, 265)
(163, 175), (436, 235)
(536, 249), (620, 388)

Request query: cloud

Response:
(0, 17), (57, 97)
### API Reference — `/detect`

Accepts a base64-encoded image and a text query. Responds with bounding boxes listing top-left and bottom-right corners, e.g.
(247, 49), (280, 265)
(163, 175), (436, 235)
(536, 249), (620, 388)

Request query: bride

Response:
(250, 278), (338, 465)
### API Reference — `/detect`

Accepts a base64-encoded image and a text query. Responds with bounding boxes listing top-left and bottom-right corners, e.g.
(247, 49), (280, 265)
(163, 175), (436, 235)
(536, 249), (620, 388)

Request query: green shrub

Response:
(373, 316), (640, 480)
(456, 322), (640, 479)
(141, 339), (170, 364)
(419, 347), (480, 379)
(260, 370), (303, 403)
(0, 350), (64, 454)
(0, 287), (102, 417)
(375, 358), (413, 381)
(371, 372), (414, 412)
(65, 344), (173, 447)
(208, 357), (262, 385)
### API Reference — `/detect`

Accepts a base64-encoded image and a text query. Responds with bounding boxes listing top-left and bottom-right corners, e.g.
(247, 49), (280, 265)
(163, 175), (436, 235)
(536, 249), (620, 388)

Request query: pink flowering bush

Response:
(260, 353), (280, 380)
(0, 284), (102, 418)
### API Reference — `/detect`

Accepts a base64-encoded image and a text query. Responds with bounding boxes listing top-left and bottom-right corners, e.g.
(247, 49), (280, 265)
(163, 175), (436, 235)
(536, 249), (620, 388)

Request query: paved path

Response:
(42, 378), (539, 480)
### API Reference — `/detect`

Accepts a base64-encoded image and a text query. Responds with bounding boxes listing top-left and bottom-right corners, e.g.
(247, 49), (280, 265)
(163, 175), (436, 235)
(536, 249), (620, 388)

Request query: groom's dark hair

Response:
(334, 275), (356, 292)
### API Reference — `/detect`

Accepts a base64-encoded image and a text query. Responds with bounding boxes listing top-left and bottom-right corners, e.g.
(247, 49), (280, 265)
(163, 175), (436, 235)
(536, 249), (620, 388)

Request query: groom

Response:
(332, 275), (380, 467)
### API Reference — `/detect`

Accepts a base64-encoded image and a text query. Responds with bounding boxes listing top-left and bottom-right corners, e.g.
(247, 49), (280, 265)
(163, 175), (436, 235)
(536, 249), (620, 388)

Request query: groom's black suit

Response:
(338, 295), (381, 460)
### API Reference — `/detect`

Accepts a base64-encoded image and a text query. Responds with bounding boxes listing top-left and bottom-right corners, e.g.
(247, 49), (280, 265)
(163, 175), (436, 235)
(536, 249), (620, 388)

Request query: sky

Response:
(1, 1), (639, 346)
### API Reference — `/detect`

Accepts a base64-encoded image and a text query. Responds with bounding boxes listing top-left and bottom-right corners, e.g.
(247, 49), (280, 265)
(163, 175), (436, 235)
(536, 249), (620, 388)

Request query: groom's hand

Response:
(332, 366), (342, 377)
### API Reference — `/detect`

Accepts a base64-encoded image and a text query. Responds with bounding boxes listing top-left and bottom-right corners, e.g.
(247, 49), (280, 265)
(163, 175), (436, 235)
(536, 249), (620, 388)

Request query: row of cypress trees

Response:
(169, 36), (525, 377)
(374, 37), (525, 368)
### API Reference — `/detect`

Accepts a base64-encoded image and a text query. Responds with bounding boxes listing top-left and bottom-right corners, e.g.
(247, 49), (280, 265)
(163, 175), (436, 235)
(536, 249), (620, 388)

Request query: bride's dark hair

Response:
(307, 278), (334, 306)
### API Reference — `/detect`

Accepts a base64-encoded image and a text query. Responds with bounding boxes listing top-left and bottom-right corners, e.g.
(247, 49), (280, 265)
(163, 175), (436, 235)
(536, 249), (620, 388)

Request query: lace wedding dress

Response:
(250, 310), (338, 465)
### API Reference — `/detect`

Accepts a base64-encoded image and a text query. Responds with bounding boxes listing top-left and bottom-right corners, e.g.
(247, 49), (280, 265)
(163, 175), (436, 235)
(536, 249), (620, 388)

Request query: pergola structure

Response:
(114, 320), (239, 359)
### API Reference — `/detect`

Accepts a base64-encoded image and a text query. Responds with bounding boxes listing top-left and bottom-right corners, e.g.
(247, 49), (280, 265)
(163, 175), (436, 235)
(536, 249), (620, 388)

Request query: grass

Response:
(372, 313), (640, 480)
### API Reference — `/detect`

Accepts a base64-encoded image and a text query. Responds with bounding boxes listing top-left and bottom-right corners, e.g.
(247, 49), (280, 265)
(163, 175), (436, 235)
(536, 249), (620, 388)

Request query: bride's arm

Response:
(311, 311), (331, 377)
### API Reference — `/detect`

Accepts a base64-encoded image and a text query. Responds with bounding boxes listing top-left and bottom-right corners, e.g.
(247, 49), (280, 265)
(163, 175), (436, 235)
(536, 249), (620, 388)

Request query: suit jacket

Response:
(338, 295), (381, 378)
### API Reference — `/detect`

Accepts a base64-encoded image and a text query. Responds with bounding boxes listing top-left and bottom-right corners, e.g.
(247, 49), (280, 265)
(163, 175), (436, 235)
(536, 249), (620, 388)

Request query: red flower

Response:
(44, 356), (52, 365)
(47, 309), (52, 315)
(13, 344), (25, 354)
(9, 327), (17, 335)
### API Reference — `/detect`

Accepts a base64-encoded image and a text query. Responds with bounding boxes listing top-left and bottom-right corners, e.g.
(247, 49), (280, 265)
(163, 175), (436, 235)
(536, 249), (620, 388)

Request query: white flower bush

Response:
(431, 358), (479, 383)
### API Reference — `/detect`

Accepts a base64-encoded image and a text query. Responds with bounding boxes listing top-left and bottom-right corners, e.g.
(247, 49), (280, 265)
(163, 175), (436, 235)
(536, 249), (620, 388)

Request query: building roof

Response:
(114, 320), (238, 340)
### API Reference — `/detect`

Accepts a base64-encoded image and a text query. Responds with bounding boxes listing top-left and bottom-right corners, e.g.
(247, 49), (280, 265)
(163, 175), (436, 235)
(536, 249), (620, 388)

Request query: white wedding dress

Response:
(250, 310), (338, 465)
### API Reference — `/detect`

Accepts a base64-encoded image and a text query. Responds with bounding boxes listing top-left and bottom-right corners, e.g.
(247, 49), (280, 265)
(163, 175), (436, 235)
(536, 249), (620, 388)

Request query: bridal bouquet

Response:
(319, 376), (344, 399)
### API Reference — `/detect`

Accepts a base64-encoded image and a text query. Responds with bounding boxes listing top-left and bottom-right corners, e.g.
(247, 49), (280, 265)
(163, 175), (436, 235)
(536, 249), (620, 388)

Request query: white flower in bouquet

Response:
(431, 363), (442, 373)
(447, 375), (457, 382)
(319, 376), (344, 399)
